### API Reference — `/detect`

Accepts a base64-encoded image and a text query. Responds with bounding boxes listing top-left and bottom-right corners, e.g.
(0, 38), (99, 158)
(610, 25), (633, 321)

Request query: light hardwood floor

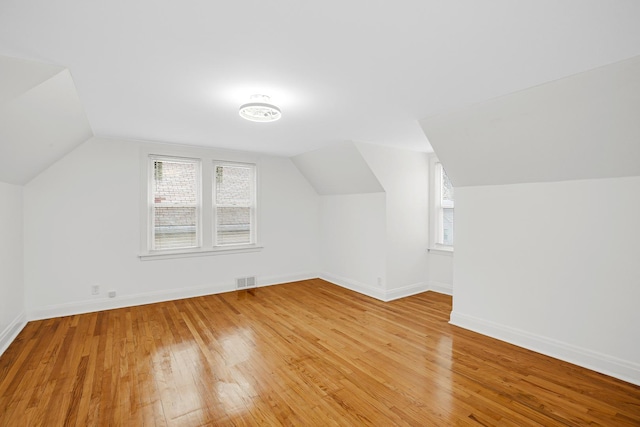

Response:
(1, 279), (639, 426)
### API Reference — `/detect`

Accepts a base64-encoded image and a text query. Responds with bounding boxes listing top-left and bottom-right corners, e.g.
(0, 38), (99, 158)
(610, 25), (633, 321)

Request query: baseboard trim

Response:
(384, 282), (429, 301)
(319, 273), (431, 302)
(427, 281), (453, 296)
(259, 272), (317, 287)
(450, 311), (640, 386)
(0, 311), (27, 357)
(319, 273), (386, 301)
(27, 272), (318, 321)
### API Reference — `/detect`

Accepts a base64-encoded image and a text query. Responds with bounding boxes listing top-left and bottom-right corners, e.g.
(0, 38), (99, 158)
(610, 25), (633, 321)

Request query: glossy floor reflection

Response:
(1, 279), (639, 426)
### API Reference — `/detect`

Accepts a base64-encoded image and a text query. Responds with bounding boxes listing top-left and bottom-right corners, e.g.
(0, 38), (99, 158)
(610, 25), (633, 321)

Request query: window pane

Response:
(442, 207), (454, 246)
(152, 159), (199, 250)
(442, 167), (454, 204)
(216, 165), (252, 205)
(216, 206), (251, 245)
(214, 163), (255, 246)
(154, 207), (197, 249)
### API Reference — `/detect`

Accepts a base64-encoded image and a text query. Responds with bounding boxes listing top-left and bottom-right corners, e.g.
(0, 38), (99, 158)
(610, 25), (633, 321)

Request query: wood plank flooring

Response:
(1, 279), (639, 426)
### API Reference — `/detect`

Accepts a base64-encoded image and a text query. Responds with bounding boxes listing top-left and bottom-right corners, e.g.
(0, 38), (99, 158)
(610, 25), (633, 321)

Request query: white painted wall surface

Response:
(319, 193), (387, 300)
(357, 144), (429, 294)
(451, 176), (640, 385)
(23, 137), (320, 319)
(0, 181), (26, 355)
(427, 251), (453, 295)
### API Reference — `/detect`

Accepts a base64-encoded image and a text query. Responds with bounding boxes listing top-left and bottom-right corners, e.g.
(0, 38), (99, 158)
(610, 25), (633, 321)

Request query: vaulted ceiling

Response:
(421, 55), (640, 187)
(1, 1), (640, 164)
(0, 56), (92, 184)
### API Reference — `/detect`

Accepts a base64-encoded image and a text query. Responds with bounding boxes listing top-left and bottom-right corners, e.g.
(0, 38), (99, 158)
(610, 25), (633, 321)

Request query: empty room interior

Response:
(1, 1), (639, 425)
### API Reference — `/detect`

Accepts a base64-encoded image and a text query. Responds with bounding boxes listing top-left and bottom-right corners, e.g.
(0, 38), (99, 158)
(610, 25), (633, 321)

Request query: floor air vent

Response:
(236, 276), (257, 289)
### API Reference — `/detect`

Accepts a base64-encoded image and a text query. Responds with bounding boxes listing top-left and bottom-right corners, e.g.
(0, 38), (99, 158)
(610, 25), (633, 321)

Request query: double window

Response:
(147, 155), (257, 255)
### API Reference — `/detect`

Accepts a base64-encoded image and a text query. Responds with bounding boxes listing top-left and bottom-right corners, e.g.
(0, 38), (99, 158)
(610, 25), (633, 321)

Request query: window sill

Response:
(427, 247), (454, 256)
(140, 244), (264, 261)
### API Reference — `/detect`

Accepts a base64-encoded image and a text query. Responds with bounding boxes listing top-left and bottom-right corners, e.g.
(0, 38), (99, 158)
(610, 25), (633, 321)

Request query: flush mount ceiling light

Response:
(239, 94), (281, 122)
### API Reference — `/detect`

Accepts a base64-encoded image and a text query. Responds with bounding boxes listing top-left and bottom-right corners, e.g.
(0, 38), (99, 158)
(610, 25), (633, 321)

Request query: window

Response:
(150, 156), (201, 250)
(430, 156), (454, 251)
(143, 153), (259, 258)
(214, 162), (256, 246)
(437, 163), (454, 246)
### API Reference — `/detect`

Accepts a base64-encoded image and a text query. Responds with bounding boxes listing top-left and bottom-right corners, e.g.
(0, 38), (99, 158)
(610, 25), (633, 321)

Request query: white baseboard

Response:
(384, 282), (429, 301)
(319, 272), (386, 301)
(319, 273), (431, 302)
(450, 311), (640, 386)
(427, 280), (453, 296)
(0, 311), (27, 357)
(27, 271), (318, 321)
(259, 272), (317, 287)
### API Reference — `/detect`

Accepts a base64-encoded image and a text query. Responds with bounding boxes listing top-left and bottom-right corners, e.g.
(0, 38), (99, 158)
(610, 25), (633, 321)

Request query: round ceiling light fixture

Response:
(239, 94), (281, 122)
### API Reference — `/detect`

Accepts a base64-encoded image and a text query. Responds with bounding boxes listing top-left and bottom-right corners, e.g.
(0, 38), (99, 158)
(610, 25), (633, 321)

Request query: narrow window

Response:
(150, 156), (201, 250)
(436, 163), (454, 246)
(214, 162), (256, 246)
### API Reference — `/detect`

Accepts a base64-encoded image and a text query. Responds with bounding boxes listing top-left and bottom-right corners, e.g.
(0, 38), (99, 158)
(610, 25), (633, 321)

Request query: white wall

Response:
(319, 193), (387, 299)
(357, 143), (430, 297)
(0, 181), (26, 356)
(427, 251), (453, 295)
(293, 141), (433, 301)
(23, 137), (320, 319)
(451, 176), (640, 385)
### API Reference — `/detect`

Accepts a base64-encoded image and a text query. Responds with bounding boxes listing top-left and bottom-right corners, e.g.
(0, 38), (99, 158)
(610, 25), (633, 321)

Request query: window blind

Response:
(151, 157), (200, 250)
(214, 163), (255, 245)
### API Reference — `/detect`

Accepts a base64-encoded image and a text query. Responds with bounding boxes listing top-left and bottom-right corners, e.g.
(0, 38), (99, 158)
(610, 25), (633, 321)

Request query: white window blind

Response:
(150, 156), (201, 250)
(214, 162), (256, 246)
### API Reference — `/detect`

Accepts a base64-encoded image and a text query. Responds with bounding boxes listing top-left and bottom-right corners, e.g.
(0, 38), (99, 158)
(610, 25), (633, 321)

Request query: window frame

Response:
(140, 148), (262, 260)
(148, 155), (202, 252)
(429, 155), (454, 253)
(213, 161), (257, 247)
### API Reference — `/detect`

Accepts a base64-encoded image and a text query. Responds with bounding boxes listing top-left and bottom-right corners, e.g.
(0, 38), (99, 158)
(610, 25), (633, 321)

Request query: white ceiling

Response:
(1, 1), (640, 157)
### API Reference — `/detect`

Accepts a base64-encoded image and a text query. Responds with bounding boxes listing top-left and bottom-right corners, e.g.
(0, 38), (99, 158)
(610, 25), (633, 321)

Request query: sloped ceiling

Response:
(420, 55), (640, 187)
(0, 56), (63, 103)
(1, 1), (640, 156)
(0, 56), (93, 184)
(291, 142), (383, 195)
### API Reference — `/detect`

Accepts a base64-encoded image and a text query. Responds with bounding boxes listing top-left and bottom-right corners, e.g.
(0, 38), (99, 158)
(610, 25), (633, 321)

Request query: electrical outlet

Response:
(377, 277), (382, 287)
(108, 291), (116, 298)
(91, 285), (100, 295)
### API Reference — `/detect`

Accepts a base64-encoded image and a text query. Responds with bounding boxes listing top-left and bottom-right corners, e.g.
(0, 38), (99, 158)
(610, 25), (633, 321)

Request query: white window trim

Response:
(139, 147), (262, 260)
(429, 154), (454, 253)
